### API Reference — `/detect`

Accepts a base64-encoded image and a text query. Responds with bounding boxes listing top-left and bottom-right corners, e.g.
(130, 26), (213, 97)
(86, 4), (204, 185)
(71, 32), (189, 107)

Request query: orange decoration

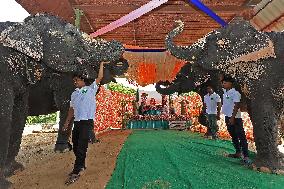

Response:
(94, 87), (254, 141)
(123, 45), (186, 86)
(94, 87), (134, 132)
(137, 62), (157, 86)
(170, 61), (186, 81)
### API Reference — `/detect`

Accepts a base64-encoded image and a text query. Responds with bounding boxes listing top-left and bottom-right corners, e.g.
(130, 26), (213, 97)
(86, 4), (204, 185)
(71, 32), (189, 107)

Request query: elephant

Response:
(156, 63), (222, 96)
(164, 18), (284, 172)
(155, 63), (220, 126)
(29, 57), (128, 154)
(156, 62), (249, 133)
(0, 13), (127, 188)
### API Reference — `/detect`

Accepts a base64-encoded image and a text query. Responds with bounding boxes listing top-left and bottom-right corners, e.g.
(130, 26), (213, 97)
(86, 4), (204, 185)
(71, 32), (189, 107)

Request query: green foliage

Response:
(107, 82), (136, 95)
(180, 91), (198, 96)
(26, 113), (57, 124)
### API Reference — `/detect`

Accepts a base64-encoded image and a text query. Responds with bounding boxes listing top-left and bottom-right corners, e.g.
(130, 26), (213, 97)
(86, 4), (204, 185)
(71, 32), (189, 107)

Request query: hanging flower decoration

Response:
(124, 46), (186, 86)
(137, 62), (157, 86)
(170, 60), (186, 81)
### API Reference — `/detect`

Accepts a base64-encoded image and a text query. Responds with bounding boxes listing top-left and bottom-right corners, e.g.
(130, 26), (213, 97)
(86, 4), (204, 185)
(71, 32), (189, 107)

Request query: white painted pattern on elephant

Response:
(240, 78), (254, 99)
(215, 38), (276, 81)
(272, 86), (284, 102)
(191, 32), (214, 50)
(217, 38), (230, 49)
(0, 24), (43, 61)
(48, 30), (64, 37)
(229, 39), (276, 64)
(6, 54), (24, 74)
(217, 60), (267, 80)
(167, 20), (216, 50)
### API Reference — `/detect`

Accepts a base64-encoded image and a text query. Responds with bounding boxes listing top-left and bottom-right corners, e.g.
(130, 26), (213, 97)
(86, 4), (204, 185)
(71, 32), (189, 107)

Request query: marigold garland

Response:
(94, 87), (134, 132)
(94, 87), (254, 140)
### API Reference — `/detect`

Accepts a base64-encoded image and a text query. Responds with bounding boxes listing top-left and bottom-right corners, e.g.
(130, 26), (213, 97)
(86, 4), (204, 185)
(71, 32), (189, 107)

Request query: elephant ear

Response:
(0, 23), (43, 61)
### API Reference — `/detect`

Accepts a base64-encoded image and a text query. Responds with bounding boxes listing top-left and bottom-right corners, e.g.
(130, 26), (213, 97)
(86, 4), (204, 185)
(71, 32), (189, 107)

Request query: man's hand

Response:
(229, 117), (235, 125)
(101, 61), (110, 65)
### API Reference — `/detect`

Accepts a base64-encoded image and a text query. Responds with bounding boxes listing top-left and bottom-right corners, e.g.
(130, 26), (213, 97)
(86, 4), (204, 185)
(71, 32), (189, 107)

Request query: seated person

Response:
(169, 103), (176, 115)
(149, 98), (156, 107)
(161, 104), (169, 115)
(138, 101), (146, 115)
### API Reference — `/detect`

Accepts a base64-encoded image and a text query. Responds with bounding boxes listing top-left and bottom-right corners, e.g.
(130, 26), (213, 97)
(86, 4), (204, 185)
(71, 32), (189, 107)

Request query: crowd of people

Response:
(137, 94), (176, 116)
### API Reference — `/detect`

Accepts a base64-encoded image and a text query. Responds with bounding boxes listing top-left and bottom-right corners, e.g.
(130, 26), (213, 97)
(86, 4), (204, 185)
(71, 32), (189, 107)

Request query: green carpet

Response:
(106, 130), (284, 189)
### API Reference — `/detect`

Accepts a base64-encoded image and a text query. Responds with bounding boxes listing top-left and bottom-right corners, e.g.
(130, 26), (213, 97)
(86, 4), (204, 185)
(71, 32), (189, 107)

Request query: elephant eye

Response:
(67, 30), (76, 36)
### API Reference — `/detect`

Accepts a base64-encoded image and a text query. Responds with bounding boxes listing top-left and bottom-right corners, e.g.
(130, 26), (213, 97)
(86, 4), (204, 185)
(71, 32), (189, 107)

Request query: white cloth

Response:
(204, 92), (221, 114)
(222, 88), (242, 118)
(70, 81), (98, 121)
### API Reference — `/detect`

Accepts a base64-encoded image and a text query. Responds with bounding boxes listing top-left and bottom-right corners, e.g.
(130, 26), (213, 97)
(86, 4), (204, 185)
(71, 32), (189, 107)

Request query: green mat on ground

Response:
(106, 130), (284, 189)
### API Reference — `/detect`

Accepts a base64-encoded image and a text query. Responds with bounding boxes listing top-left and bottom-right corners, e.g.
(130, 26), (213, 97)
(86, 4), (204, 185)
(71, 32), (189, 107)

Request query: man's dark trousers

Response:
(72, 119), (93, 174)
(225, 116), (249, 157)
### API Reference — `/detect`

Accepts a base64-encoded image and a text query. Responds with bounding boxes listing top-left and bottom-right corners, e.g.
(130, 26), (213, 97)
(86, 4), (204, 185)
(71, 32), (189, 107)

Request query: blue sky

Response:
(0, 0), (29, 21)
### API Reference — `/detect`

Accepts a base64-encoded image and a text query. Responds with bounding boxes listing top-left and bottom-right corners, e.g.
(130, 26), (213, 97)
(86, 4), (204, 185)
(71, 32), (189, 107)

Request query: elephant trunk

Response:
(89, 40), (125, 63)
(155, 81), (178, 95)
(165, 20), (202, 62)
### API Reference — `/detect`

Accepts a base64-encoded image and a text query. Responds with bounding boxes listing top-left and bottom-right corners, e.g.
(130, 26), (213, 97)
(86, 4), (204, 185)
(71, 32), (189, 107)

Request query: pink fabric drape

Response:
(90, 0), (168, 37)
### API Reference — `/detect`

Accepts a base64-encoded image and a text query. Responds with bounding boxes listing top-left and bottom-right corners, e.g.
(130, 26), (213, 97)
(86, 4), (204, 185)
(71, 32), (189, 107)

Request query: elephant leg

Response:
(54, 93), (73, 153)
(3, 92), (28, 177)
(0, 87), (14, 188)
(251, 95), (283, 171)
(279, 114), (284, 145)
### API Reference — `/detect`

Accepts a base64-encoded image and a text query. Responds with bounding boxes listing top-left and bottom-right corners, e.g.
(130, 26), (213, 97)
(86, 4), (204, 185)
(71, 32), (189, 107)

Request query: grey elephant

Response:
(155, 63), (220, 124)
(156, 62), (249, 133)
(0, 14), (127, 188)
(165, 18), (284, 172)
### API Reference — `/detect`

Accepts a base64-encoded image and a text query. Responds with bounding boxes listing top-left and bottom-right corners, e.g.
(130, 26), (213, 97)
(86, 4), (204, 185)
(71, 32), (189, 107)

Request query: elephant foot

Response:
(4, 160), (25, 177)
(54, 142), (72, 153)
(250, 163), (284, 175)
(0, 171), (12, 189)
(0, 178), (12, 189)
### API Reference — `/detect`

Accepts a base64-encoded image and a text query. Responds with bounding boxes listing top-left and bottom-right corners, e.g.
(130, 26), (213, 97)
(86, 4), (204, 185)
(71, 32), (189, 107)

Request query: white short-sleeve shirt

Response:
(222, 88), (242, 118)
(204, 92), (221, 114)
(70, 80), (98, 121)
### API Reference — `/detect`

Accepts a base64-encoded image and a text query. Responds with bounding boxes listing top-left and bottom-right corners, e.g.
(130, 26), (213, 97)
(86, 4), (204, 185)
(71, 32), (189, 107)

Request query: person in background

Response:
(62, 61), (108, 183)
(138, 101), (146, 115)
(169, 102), (176, 115)
(203, 85), (221, 139)
(222, 75), (251, 165)
(161, 95), (169, 115)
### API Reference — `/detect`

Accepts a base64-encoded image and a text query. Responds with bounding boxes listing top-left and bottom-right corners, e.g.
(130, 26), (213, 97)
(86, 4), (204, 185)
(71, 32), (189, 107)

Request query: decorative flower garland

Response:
(94, 87), (254, 140)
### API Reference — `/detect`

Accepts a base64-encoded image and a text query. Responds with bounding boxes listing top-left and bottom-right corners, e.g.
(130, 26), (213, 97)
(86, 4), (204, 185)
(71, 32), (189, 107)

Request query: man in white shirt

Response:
(62, 61), (108, 182)
(222, 75), (250, 164)
(203, 85), (221, 139)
